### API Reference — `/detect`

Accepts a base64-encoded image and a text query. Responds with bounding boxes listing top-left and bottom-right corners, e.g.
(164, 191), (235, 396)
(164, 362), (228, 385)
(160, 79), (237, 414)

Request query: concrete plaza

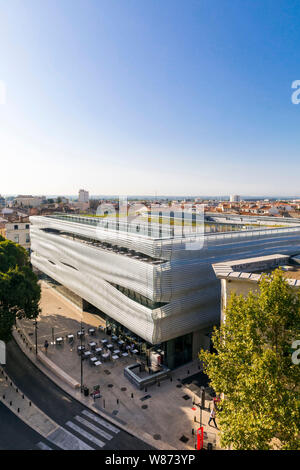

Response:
(19, 281), (220, 450)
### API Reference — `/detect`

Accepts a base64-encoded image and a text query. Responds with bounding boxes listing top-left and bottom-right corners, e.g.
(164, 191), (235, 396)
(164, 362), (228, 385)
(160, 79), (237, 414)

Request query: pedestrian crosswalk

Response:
(81, 409), (120, 434)
(65, 421), (106, 448)
(36, 441), (53, 450)
(35, 408), (120, 450)
(74, 415), (113, 441)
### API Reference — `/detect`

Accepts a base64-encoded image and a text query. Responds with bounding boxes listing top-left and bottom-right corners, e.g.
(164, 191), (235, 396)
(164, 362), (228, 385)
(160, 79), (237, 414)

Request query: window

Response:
(26, 235), (30, 243)
(14, 225), (18, 230)
(25, 224), (30, 229)
(14, 235), (19, 243)
(109, 282), (168, 310)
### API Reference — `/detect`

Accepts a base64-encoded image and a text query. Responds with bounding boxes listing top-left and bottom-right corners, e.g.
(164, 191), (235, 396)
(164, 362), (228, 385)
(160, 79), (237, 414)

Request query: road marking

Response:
(65, 421), (105, 448)
(47, 426), (93, 450)
(36, 442), (53, 450)
(82, 410), (120, 434)
(74, 415), (113, 440)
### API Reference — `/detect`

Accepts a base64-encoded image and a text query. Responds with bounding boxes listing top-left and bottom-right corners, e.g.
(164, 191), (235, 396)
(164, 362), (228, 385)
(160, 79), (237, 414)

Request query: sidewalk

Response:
(16, 280), (220, 450)
(0, 366), (58, 438)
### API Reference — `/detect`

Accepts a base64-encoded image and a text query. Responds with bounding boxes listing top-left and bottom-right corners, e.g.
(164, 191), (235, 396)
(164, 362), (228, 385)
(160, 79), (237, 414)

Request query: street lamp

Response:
(80, 320), (83, 393)
(34, 320), (38, 356)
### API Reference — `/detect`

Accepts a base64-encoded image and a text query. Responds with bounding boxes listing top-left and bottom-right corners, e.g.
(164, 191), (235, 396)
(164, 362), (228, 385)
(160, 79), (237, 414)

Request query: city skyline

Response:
(1, 0), (300, 196)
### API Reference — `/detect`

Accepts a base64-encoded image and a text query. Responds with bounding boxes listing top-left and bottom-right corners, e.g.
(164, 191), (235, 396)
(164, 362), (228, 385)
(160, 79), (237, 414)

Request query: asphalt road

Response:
(0, 402), (59, 450)
(1, 339), (153, 451)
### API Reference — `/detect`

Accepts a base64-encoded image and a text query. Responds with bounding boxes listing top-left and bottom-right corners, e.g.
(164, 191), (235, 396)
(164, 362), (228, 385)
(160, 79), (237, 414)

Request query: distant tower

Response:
(78, 189), (89, 203)
(230, 195), (240, 202)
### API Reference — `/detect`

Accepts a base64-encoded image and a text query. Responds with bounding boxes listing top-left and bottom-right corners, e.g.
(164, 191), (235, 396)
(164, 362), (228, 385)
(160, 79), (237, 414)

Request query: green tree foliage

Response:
(200, 269), (300, 450)
(0, 236), (40, 341)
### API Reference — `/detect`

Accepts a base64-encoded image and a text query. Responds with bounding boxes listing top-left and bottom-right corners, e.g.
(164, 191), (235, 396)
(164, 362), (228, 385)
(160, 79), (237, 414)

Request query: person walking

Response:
(44, 340), (49, 355)
(208, 407), (218, 428)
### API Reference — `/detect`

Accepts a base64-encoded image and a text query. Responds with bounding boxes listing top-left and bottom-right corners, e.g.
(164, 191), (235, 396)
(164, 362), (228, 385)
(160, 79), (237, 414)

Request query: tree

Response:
(0, 236), (41, 342)
(200, 269), (300, 450)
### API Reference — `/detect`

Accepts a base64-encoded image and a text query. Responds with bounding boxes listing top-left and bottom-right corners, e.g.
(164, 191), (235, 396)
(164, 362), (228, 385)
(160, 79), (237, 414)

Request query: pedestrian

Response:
(208, 407), (218, 428)
(44, 340), (49, 355)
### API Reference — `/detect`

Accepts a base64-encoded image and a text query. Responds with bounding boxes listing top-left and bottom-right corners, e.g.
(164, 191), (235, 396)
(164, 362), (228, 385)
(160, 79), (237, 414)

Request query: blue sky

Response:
(0, 0), (300, 196)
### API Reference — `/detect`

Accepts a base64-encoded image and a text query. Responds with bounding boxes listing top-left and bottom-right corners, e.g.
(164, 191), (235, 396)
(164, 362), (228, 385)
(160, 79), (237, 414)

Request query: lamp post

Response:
(80, 321), (83, 393)
(34, 320), (38, 356)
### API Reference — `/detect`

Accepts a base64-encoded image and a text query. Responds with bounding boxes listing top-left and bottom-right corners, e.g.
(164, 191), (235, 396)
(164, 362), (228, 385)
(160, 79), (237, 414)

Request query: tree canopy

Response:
(200, 269), (300, 450)
(0, 236), (40, 342)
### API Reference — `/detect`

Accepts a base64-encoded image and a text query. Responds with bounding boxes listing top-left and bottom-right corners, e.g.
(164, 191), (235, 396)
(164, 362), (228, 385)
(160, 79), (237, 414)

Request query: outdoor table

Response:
(90, 357), (97, 364)
(132, 349), (139, 354)
(88, 328), (95, 335)
(111, 335), (118, 341)
(122, 352), (129, 357)
(94, 361), (102, 367)
(98, 325), (105, 331)
(67, 334), (74, 341)
(112, 355), (119, 361)
(106, 344), (113, 349)
(89, 342), (96, 350)
(113, 349), (120, 355)
(101, 338), (108, 344)
(101, 352), (110, 361)
(77, 345), (85, 352)
(125, 345), (131, 350)
(77, 331), (84, 338)
(56, 337), (63, 345)
(83, 351), (92, 359)
(95, 347), (102, 355)
(118, 340), (124, 345)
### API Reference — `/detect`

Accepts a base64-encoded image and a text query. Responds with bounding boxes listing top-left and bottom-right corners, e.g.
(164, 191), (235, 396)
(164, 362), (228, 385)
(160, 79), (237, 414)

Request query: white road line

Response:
(82, 410), (120, 434)
(36, 442), (53, 450)
(47, 426), (93, 450)
(75, 415), (113, 440)
(65, 421), (105, 448)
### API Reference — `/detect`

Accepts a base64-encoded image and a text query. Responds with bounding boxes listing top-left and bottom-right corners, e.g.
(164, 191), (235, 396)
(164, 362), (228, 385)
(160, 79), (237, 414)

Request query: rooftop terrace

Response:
(45, 212), (300, 241)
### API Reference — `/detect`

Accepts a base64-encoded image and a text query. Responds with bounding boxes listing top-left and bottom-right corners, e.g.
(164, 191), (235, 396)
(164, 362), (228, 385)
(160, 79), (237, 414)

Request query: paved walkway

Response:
(17, 281), (220, 450)
(0, 366), (58, 438)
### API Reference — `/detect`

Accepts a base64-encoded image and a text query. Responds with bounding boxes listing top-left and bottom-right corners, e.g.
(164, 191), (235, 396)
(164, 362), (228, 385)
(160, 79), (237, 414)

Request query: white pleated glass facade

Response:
(30, 215), (300, 346)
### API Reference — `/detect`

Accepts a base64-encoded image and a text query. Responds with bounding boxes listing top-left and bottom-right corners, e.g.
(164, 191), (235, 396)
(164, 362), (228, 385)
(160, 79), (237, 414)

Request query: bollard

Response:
(29, 401), (31, 407)
(170, 376), (172, 382)
(117, 399), (119, 405)
(17, 408), (20, 413)
(187, 370), (190, 375)
(10, 401), (12, 406)
(2, 394), (5, 399)
(103, 399), (105, 409)
(131, 393), (134, 398)
(22, 394), (24, 399)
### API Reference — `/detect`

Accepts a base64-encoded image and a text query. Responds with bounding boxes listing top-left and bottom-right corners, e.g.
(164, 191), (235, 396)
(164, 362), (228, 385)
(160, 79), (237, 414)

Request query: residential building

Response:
(14, 195), (45, 208)
(5, 219), (30, 252)
(230, 195), (240, 202)
(78, 189), (89, 203)
(0, 195), (5, 208)
(213, 253), (300, 323)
